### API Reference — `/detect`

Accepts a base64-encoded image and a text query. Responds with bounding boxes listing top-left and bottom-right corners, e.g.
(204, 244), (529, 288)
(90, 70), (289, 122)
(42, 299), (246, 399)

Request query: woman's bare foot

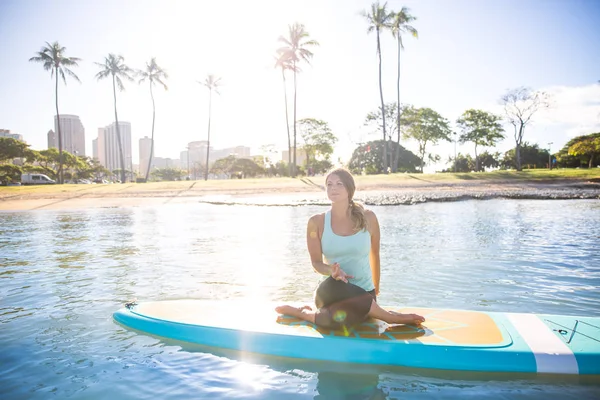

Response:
(389, 311), (425, 325)
(275, 304), (312, 318)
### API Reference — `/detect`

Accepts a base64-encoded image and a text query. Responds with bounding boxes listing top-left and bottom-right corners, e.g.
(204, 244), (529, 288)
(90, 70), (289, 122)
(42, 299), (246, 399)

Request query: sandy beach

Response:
(2, 175), (599, 211)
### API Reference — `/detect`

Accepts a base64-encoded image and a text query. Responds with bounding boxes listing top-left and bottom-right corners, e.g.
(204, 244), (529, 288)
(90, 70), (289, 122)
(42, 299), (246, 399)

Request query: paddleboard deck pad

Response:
(113, 300), (600, 374)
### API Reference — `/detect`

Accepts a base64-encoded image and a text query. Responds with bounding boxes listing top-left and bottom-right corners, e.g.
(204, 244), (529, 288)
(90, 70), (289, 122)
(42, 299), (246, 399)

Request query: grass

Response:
(2, 168), (598, 197)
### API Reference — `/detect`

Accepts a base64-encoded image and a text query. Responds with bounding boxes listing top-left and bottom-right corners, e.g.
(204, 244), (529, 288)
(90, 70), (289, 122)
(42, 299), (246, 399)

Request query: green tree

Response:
(362, 2), (394, 172)
(138, 58), (169, 181)
(349, 140), (420, 174)
(210, 156), (264, 178)
(0, 164), (22, 184)
(404, 107), (452, 172)
(567, 133), (600, 168)
(456, 109), (505, 171)
(277, 23), (319, 177)
(200, 74), (222, 181)
(391, 7), (417, 165)
(445, 152), (475, 173)
(502, 142), (549, 169)
(298, 118), (337, 172)
(501, 87), (550, 171)
(151, 167), (185, 181)
(29, 41), (81, 184)
(478, 150), (502, 170)
(364, 102), (414, 172)
(95, 54), (134, 184)
(0, 137), (36, 162)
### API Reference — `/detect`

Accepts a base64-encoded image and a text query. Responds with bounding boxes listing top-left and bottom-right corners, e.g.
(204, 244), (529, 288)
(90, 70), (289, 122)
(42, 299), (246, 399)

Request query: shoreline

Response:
(2, 178), (599, 211)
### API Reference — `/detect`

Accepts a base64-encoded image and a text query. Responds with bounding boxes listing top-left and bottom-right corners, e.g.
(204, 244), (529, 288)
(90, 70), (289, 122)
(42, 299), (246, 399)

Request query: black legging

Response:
(313, 277), (376, 330)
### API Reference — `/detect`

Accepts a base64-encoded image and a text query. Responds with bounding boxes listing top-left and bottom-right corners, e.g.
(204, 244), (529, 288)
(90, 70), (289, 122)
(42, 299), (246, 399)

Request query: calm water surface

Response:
(1, 199), (600, 399)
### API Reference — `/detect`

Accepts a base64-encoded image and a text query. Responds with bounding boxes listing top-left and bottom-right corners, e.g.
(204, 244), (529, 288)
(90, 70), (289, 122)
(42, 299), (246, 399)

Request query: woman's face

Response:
(326, 173), (348, 203)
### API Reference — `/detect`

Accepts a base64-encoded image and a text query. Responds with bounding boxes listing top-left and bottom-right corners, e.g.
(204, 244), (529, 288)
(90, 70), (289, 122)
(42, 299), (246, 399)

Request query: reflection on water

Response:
(1, 199), (599, 399)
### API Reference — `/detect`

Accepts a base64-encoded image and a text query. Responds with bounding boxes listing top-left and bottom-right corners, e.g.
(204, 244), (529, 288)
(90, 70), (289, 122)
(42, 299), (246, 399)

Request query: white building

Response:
(188, 141), (211, 166)
(139, 136), (152, 175)
(282, 148), (307, 166)
(0, 129), (24, 141)
(50, 115), (86, 156)
(96, 122), (132, 174)
(212, 145), (251, 161)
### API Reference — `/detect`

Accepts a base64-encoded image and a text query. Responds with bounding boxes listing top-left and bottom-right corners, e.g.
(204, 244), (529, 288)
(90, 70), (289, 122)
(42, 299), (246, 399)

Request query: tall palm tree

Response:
(391, 7), (418, 172)
(201, 74), (222, 181)
(95, 54), (134, 184)
(277, 23), (319, 177)
(138, 58), (168, 181)
(29, 41), (81, 184)
(274, 52), (298, 177)
(362, 2), (394, 173)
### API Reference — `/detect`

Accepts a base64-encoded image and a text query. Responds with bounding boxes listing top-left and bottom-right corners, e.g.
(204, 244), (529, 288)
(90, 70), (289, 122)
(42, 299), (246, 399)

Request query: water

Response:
(1, 199), (600, 399)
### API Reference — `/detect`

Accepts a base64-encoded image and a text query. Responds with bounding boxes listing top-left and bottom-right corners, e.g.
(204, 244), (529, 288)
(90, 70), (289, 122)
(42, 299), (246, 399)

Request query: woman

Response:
(276, 168), (425, 330)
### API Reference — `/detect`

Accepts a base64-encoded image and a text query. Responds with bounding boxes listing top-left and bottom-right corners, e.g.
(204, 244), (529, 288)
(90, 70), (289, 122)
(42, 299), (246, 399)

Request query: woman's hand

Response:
(331, 263), (354, 283)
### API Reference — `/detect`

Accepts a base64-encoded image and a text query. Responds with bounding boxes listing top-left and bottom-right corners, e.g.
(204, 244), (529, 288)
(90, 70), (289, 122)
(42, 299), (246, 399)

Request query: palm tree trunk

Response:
(55, 71), (63, 184)
(145, 83), (156, 181)
(112, 75), (126, 184)
(205, 89), (212, 181)
(394, 37), (401, 173)
(293, 61), (298, 178)
(376, 28), (387, 174)
(282, 68), (292, 177)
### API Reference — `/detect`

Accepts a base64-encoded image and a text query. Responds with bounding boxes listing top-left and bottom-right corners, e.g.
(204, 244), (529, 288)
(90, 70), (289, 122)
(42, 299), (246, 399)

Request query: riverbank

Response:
(2, 170), (599, 211)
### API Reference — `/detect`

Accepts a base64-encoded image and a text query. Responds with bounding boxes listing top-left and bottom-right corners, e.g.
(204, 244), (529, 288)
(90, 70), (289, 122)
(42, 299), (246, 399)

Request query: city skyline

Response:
(1, 0), (599, 173)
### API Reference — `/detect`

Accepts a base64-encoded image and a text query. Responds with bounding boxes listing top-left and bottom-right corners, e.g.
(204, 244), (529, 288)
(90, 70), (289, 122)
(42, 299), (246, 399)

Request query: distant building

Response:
(151, 157), (178, 169)
(212, 145), (251, 161)
(96, 122), (132, 174)
(139, 136), (152, 175)
(50, 115), (86, 156)
(188, 141), (211, 166)
(0, 129), (24, 141)
(282, 148), (307, 166)
(92, 138), (98, 160)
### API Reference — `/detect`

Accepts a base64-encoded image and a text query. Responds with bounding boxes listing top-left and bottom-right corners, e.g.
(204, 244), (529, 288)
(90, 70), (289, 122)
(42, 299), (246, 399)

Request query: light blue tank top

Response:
(321, 211), (374, 292)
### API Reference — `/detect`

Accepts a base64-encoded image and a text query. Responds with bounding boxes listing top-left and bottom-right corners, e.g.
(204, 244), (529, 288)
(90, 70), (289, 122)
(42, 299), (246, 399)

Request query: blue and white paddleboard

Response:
(113, 300), (600, 375)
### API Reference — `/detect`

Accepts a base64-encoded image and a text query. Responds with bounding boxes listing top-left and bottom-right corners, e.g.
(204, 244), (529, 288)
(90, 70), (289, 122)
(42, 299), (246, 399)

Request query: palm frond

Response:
(116, 76), (125, 92)
(155, 77), (168, 90)
(63, 67), (81, 83)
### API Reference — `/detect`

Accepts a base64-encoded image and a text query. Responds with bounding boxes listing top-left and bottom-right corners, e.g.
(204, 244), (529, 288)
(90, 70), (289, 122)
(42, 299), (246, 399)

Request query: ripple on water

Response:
(0, 200), (599, 398)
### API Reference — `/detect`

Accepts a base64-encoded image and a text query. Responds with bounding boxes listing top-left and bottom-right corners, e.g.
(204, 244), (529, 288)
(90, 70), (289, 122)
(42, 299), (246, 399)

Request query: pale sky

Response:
(1, 0), (599, 171)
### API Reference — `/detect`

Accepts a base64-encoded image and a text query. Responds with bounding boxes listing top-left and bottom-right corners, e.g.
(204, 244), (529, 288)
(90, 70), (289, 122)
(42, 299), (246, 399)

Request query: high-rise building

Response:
(188, 141), (211, 166)
(213, 145), (251, 161)
(92, 138), (98, 160)
(50, 115), (86, 155)
(139, 136), (152, 176)
(97, 122), (132, 174)
(0, 129), (24, 141)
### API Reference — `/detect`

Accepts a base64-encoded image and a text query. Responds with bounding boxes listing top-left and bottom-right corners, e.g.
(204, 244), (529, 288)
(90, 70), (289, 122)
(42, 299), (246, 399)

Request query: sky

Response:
(1, 0), (599, 172)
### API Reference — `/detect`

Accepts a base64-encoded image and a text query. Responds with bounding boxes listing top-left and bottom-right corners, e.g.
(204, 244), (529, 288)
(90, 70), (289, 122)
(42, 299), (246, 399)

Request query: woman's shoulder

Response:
(308, 212), (326, 225)
(363, 208), (379, 226)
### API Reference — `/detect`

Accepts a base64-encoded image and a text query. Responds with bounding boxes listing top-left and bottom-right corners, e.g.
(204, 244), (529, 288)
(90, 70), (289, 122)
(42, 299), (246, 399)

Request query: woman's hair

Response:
(326, 168), (368, 232)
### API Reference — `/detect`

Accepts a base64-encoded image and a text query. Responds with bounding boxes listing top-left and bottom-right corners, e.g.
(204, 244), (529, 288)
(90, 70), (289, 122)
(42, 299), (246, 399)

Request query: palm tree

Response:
(95, 54), (134, 184)
(277, 23), (319, 177)
(200, 74), (222, 181)
(138, 58), (168, 181)
(391, 7), (418, 172)
(362, 2), (394, 173)
(29, 41), (81, 184)
(274, 52), (298, 177)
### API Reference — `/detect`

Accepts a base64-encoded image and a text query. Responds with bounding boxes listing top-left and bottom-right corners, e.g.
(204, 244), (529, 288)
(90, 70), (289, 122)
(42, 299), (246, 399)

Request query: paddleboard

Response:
(113, 299), (600, 375)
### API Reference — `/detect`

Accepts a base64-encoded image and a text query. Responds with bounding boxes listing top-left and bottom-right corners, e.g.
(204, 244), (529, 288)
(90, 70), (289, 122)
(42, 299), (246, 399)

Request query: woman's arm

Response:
(367, 210), (381, 295)
(306, 214), (332, 276)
